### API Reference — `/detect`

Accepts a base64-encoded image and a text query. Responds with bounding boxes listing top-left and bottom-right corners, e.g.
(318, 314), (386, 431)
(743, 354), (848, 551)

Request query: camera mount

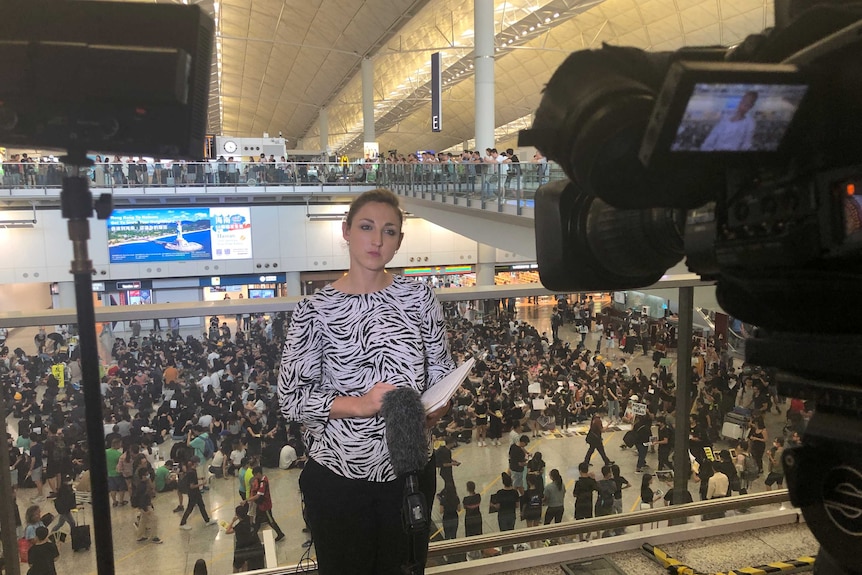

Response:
(60, 146), (116, 575)
(748, 330), (862, 575)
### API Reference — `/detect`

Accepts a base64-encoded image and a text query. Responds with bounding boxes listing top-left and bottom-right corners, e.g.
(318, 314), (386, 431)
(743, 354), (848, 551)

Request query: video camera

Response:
(520, 2), (862, 572)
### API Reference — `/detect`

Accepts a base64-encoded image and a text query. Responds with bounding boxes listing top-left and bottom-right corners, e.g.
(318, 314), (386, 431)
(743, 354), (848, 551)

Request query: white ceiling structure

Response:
(196, 0), (775, 154)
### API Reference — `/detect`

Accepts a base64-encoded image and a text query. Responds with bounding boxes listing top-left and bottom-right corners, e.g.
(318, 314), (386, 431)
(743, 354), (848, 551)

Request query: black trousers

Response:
(255, 508), (284, 538)
(180, 489), (210, 525)
(300, 457), (436, 575)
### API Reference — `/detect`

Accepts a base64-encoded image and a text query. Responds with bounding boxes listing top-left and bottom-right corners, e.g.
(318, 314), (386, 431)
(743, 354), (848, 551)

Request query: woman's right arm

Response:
(278, 300), (393, 432)
(278, 300), (334, 438)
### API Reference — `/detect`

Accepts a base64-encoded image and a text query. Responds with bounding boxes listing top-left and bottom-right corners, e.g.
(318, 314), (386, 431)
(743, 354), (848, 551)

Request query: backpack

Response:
(741, 453), (759, 480)
(596, 479), (615, 510)
(203, 435), (215, 460)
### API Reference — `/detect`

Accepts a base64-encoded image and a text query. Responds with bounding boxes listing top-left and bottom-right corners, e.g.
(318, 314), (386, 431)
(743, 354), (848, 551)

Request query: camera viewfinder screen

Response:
(844, 180), (862, 242)
(670, 83), (808, 152)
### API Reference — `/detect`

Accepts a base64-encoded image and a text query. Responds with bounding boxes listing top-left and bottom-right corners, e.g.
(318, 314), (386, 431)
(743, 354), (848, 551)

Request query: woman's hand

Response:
(356, 383), (397, 418)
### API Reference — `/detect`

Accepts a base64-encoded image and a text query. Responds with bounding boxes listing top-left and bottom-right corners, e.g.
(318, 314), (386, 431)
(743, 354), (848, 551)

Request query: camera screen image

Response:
(843, 183), (862, 241)
(670, 82), (808, 152)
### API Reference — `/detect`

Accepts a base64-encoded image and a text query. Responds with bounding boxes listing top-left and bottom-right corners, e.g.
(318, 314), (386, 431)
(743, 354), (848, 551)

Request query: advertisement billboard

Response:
(107, 207), (252, 263)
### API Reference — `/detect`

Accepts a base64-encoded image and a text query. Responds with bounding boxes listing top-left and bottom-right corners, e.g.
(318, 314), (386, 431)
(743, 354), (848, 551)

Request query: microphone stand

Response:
(61, 148), (116, 575)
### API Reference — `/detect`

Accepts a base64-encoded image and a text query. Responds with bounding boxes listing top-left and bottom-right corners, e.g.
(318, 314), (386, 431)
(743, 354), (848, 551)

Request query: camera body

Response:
(521, 3), (862, 334)
(522, 4), (862, 572)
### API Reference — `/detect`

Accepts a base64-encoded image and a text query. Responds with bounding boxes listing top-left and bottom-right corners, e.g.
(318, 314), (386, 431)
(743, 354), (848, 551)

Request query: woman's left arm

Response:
(420, 287), (456, 385)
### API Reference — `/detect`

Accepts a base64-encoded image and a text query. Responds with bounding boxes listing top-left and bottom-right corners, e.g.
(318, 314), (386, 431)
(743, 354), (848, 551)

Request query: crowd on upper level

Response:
(1, 148), (553, 195)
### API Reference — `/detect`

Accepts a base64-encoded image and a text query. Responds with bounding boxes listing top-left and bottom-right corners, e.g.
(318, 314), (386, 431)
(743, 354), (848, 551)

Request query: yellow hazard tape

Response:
(643, 543), (815, 575)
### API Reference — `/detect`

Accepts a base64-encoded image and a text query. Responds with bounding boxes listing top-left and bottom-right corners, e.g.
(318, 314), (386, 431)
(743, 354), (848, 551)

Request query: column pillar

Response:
(284, 272), (301, 297)
(53, 281), (78, 309)
(474, 0), (495, 151)
(475, 243), (496, 286)
(671, 286), (694, 515)
(361, 57), (375, 145)
(319, 107), (329, 155)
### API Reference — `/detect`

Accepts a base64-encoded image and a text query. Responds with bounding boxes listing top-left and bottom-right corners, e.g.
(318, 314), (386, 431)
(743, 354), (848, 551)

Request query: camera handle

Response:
(784, 407), (862, 575)
(748, 331), (862, 575)
(401, 471), (429, 575)
(60, 148), (116, 575)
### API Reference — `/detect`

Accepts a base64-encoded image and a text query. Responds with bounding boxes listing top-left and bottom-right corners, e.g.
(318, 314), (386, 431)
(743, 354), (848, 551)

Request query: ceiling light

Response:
(553, 12), (560, 18)
(529, 26), (535, 31)
(545, 17), (551, 23)
(508, 38), (513, 44)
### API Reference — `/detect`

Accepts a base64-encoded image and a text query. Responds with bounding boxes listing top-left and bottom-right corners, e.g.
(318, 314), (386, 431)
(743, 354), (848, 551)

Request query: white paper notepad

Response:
(421, 358), (476, 414)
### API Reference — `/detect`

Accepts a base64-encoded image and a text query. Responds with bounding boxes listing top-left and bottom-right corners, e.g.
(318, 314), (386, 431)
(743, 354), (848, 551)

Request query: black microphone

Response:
(380, 386), (430, 542)
(380, 386), (427, 477)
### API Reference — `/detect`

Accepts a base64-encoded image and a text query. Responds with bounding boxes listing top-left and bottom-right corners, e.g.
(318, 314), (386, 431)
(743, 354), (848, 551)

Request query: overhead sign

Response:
(431, 52), (442, 132)
(117, 281), (141, 290)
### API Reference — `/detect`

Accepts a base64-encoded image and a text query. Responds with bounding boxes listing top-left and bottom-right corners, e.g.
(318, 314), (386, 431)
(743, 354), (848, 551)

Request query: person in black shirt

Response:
(655, 418), (674, 471)
(226, 504), (264, 572)
(27, 526), (59, 575)
(438, 484), (461, 540)
(572, 462), (598, 541)
(179, 458), (216, 529)
(436, 435), (460, 491)
(462, 481), (482, 536)
(508, 435), (529, 496)
(490, 472), (519, 532)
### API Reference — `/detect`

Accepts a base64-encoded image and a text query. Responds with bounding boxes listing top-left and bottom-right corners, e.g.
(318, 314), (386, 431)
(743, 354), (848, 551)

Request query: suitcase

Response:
(71, 524), (91, 551)
(721, 421), (744, 440)
(71, 504), (91, 551)
(725, 411), (750, 427)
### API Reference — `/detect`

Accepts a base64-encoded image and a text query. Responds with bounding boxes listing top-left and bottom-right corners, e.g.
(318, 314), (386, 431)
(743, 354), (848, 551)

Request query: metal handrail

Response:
(428, 489), (789, 557)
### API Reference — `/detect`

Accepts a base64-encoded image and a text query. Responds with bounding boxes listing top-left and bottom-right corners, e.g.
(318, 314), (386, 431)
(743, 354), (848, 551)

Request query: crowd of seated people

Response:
(2, 290), (803, 558)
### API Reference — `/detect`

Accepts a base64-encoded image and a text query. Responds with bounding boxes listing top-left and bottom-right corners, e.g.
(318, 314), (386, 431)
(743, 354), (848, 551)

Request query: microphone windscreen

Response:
(380, 386), (427, 477)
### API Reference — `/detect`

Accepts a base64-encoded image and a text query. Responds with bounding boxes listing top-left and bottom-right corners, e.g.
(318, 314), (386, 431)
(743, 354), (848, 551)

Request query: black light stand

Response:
(61, 148), (116, 575)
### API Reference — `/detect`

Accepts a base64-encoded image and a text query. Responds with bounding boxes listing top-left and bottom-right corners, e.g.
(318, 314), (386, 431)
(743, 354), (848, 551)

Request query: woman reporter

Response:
(279, 189), (455, 575)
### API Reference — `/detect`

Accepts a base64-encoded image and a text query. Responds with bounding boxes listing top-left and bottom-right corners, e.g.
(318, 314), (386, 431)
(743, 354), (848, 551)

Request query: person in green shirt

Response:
(154, 461), (177, 493)
(105, 437), (125, 506)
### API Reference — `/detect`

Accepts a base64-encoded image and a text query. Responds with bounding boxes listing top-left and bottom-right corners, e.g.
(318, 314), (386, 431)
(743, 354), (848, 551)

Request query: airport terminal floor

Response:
(2, 299), (813, 575)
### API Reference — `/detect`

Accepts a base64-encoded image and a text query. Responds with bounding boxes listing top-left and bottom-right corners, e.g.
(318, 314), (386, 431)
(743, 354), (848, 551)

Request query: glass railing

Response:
(0, 160), (567, 195)
(0, 296), (792, 574)
(383, 161), (568, 214)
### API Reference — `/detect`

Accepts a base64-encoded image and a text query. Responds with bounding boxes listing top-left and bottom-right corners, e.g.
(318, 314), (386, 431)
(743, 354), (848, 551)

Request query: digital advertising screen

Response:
(107, 207), (252, 263)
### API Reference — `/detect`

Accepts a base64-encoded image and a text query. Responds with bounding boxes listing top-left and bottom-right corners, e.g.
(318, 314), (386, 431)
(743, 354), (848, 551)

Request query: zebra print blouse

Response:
(278, 275), (455, 482)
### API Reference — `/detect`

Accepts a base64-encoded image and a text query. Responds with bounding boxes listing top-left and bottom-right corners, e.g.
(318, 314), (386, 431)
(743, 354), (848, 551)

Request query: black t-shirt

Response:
(436, 445), (452, 470)
(658, 425), (673, 448)
(441, 492), (460, 520)
(30, 442), (43, 467)
(233, 518), (261, 552)
(508, 444), (525, 472)
(493, 488), (519, 516)
(521, 487), (543, 520)
(28, 540), (59, 575)
(462, 493), (481, 518)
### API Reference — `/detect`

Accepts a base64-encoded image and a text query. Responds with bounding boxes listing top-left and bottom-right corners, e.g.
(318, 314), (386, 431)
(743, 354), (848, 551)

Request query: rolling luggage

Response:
(725, 411), (750, 427)
(71, 504), (91, 551)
